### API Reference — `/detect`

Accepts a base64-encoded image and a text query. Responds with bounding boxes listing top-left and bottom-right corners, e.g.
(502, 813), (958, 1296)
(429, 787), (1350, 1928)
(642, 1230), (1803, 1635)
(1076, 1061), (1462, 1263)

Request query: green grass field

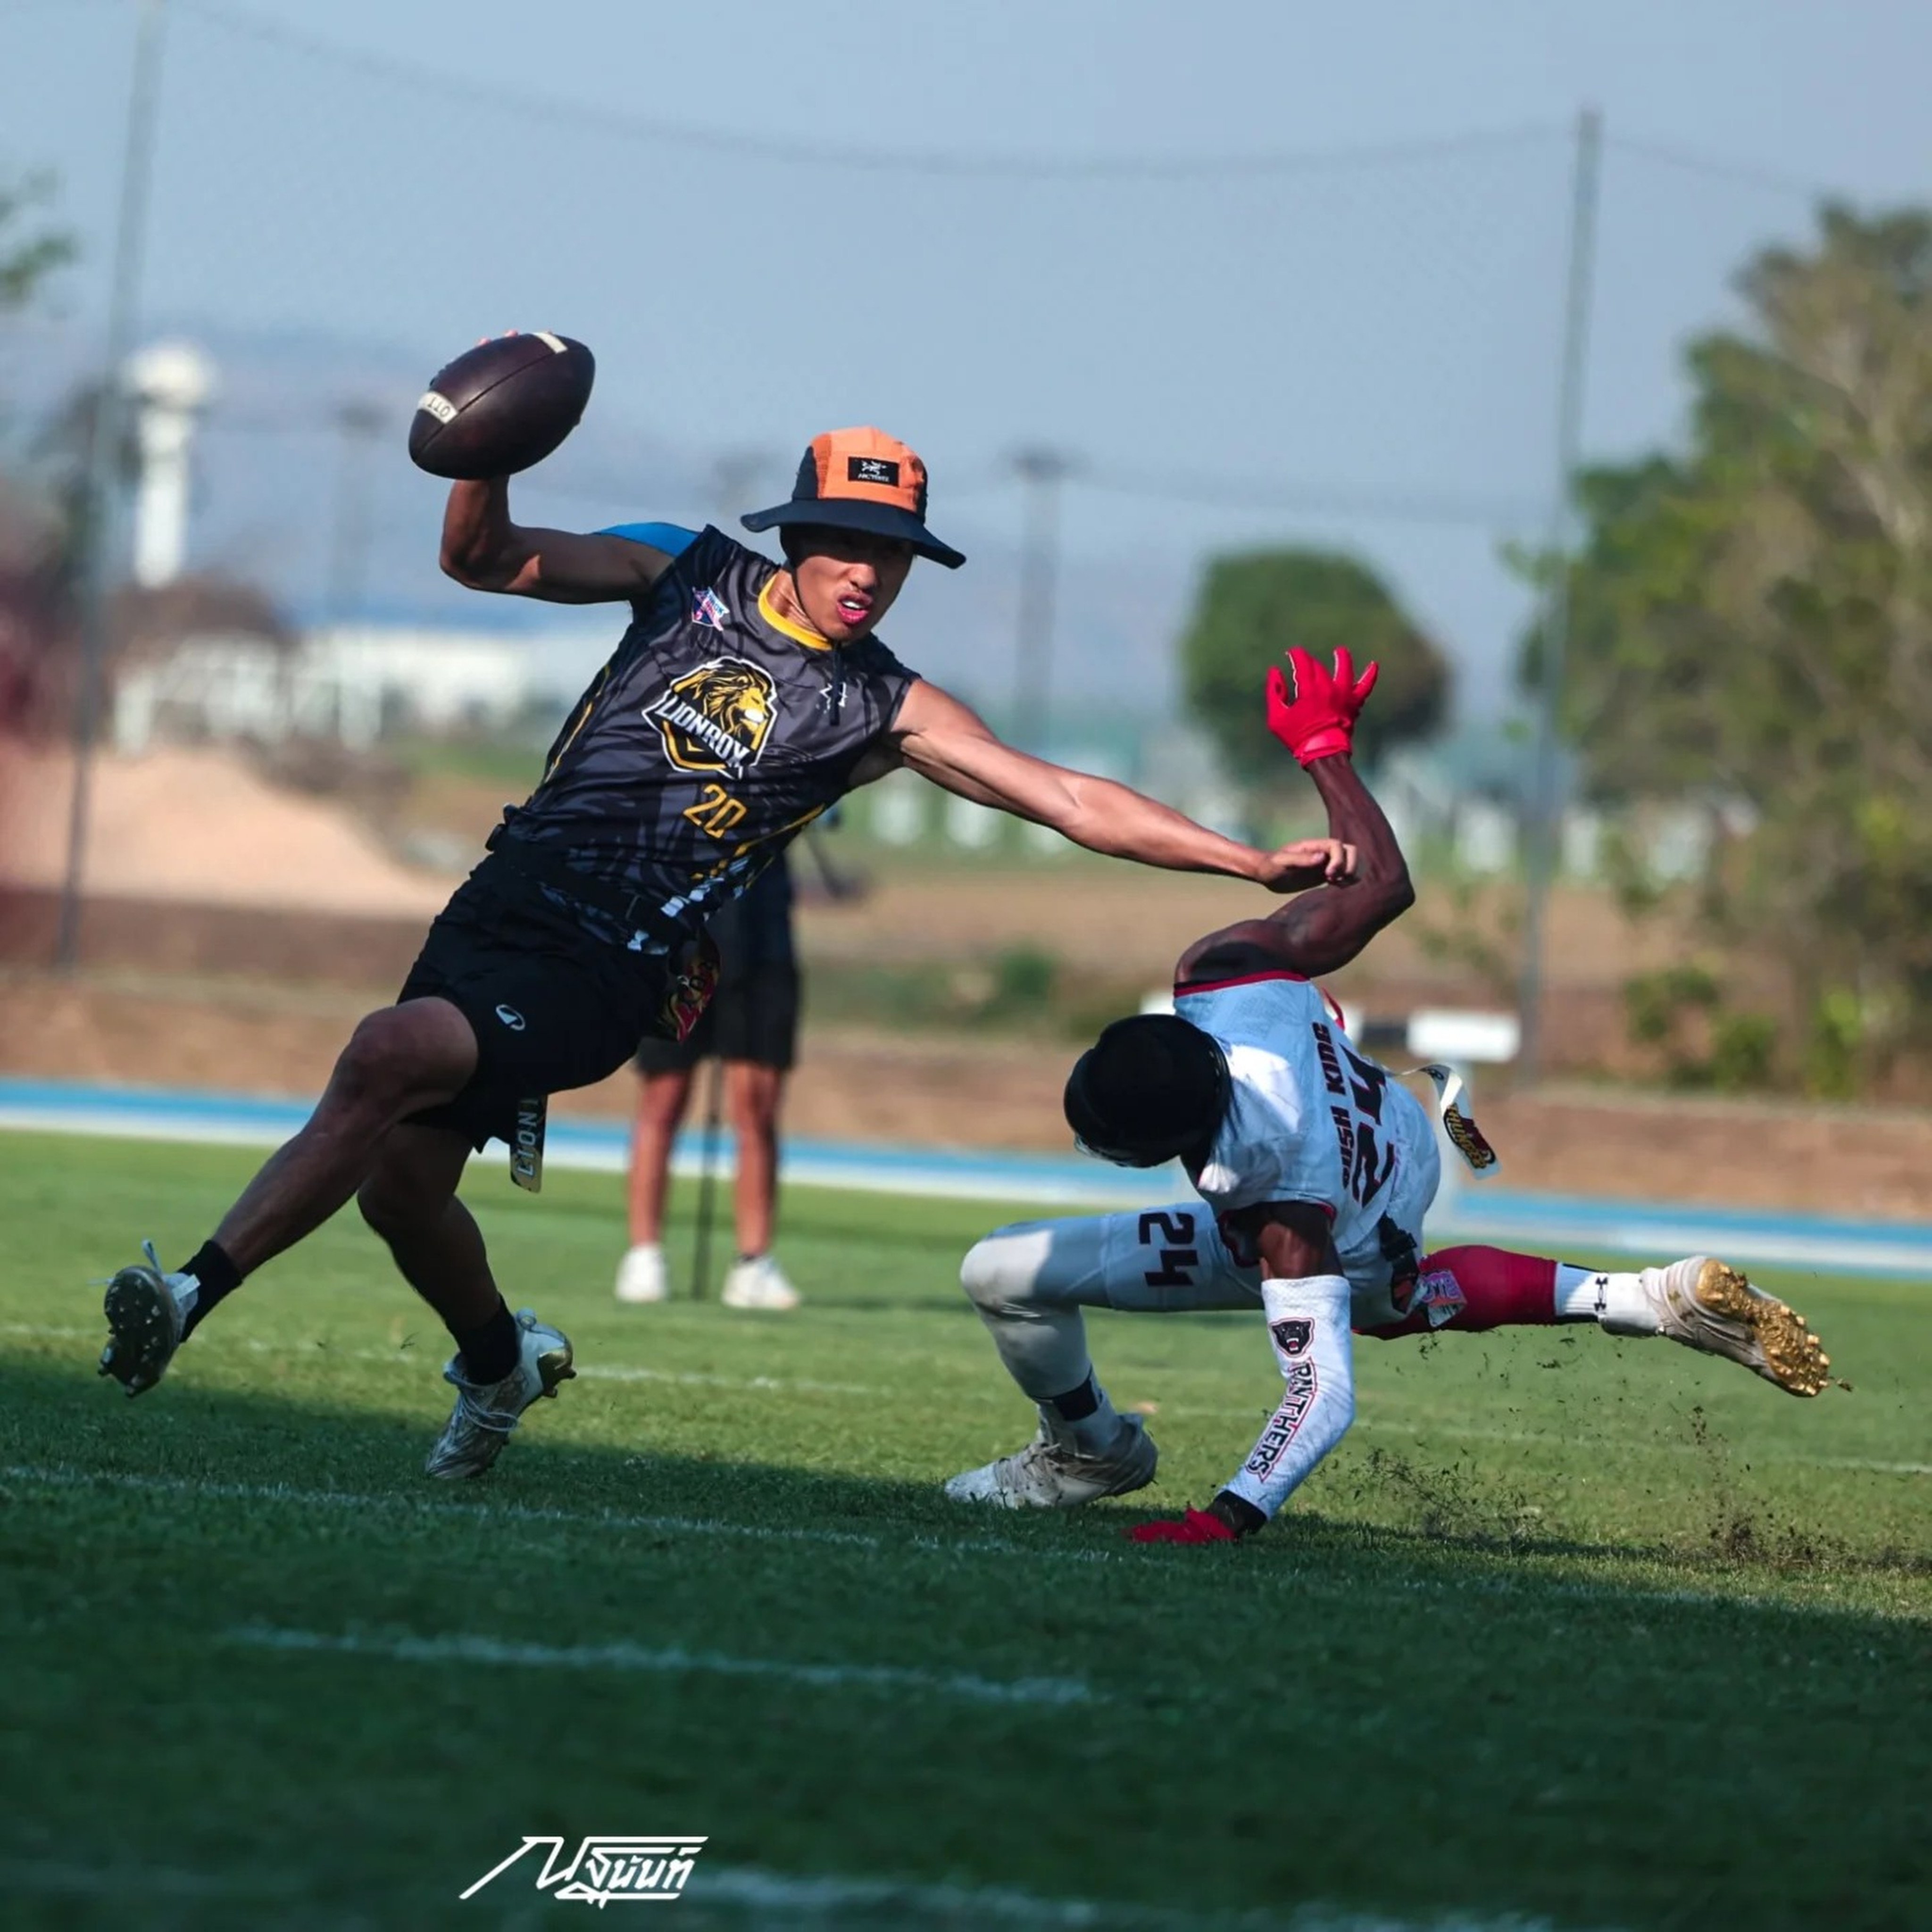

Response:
(2, 1129), (1927, 1931)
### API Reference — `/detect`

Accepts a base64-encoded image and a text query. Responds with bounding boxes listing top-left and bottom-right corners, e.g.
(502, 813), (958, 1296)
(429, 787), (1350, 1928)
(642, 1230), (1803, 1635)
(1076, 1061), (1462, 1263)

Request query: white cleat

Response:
(945, 1413), (1158, 1509)
(1633, 1255), (1831, 1397)
(615, 1243), (668, 1305)
(720, 1254), (800, 1311)
(424, 1309), (575, 1480)
(97, 1240), (198, 1398)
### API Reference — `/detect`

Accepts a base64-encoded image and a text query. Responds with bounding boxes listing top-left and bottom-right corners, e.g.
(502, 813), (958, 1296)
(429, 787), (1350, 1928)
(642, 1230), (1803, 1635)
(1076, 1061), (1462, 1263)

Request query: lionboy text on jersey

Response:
(497, 526), (916, 937)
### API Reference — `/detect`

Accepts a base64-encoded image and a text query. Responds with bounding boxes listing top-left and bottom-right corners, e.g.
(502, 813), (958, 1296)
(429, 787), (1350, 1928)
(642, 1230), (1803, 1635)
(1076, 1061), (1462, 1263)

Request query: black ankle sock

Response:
(178, 1240), (242, 1340)
(1048, 1374), (1101, 1422)
(452, 1299), (519, 1385)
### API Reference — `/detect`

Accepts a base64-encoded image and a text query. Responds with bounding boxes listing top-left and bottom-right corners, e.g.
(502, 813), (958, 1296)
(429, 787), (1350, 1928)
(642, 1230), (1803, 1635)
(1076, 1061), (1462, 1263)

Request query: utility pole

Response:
(55, 0), (169, 970)
(326, 399), (386, 625)
(1514, 105), (1602, 1083)
(1009, 447), (1070, 754)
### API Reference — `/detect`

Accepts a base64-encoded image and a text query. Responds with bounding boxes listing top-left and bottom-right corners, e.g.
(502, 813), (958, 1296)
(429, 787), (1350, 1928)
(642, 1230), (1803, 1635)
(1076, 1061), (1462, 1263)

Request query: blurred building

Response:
(111, 623), (543, 752)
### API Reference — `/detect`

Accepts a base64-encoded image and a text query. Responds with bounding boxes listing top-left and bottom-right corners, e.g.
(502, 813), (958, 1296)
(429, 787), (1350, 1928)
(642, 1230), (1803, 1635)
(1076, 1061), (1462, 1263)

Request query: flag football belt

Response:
(482, 826), (692, 952)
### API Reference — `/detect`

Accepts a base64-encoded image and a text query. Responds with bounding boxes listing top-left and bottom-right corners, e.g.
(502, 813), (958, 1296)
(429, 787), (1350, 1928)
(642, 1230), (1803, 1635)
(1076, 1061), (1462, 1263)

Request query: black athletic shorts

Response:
(398, 856), (716, 1150)
(633, 958), (801, 1074)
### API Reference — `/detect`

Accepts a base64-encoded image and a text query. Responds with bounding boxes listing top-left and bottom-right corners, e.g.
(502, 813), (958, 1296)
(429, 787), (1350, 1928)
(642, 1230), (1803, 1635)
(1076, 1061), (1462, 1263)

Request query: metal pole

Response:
(1514, 105), (1601, 1083)
(55, 0), (169, 970)
(689, 1057), (726, 1300)
(326, 400), (385, 625)
(1009, 449), (1067, 753)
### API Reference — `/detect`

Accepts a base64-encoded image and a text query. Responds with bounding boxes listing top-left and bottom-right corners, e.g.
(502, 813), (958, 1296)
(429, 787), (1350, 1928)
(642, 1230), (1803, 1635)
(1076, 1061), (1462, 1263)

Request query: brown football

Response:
(407, 332), (595, 480)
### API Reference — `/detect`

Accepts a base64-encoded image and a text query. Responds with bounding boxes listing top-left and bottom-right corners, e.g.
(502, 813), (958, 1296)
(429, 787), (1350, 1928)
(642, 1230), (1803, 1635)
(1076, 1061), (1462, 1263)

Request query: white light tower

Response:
(126, 339), (217, 587)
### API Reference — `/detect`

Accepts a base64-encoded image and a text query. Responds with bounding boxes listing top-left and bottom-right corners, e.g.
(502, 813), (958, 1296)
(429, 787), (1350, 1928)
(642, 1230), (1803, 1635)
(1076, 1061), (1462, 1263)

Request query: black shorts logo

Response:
(1269, 1316), (1314, 1359)
(495, 1004), (527, 1031)
(645, 658), (778, 776)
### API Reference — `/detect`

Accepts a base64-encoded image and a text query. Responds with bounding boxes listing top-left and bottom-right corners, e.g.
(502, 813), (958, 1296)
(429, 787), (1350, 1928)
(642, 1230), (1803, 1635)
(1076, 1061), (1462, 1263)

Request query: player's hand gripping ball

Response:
(408, 331), (595, 480)
(1266, 646), (1380, 767)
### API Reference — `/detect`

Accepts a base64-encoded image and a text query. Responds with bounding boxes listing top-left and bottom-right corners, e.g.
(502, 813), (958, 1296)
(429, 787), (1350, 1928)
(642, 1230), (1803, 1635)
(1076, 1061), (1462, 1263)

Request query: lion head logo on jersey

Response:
(645, 658), (779, 775)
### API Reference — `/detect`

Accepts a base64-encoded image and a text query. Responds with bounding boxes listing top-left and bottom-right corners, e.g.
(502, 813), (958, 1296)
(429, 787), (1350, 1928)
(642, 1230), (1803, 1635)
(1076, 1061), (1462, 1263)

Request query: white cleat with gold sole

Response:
(1632, 1256), (1830, 1396)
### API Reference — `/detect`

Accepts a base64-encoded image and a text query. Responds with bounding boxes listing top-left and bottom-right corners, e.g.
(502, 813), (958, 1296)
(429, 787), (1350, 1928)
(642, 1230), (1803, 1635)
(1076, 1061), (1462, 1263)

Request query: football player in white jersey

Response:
(945, 648), (1832, 1543)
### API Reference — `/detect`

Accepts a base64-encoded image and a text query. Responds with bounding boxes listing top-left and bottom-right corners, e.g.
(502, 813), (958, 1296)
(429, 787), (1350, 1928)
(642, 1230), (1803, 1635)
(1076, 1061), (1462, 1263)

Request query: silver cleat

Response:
(424, 1309), (575, 1479)
(945, 1412), (1158, 1509)
(97, 1240), (195, 1398)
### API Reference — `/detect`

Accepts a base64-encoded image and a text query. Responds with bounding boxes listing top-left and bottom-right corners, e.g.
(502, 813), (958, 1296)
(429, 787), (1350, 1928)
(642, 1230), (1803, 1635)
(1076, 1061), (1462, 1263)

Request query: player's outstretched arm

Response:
(885, 681), (1353, 891)
(439, 477), (680, 604)
(1177, 650), (1414, 983)
(1130, 1203), (1356, 1545)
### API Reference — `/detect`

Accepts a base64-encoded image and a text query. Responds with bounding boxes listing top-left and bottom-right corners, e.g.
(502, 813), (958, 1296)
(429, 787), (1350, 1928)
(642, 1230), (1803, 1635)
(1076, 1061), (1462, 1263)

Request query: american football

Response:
(406, 330), (594, 479)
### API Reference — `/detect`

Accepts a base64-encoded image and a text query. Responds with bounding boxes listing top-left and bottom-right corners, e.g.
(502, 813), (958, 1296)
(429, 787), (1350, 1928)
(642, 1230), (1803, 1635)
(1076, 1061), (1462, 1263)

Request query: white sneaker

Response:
(97, 1240), (199, 1398)
(719, 1254), (800, 1311)
(1632, 1256), (1830, 1397)
(615, 1243), (668, 1304)
(424, 1309), (575, 1480)
(945, 1412), (1158, 1509)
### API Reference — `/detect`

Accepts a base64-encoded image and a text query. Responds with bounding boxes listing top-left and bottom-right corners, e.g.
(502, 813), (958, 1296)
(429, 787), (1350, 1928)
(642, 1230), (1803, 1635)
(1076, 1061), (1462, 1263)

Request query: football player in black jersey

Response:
(95, 425), (1356, 1482)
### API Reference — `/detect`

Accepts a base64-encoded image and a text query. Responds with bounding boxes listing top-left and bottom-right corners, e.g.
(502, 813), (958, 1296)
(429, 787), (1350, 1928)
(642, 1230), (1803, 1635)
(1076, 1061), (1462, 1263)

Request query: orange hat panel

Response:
(808, 427), (924, 515)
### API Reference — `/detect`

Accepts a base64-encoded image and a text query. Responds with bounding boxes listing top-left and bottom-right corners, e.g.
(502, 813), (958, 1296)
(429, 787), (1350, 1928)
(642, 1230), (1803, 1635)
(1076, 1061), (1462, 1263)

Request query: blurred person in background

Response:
(618, 851), (802, 1311)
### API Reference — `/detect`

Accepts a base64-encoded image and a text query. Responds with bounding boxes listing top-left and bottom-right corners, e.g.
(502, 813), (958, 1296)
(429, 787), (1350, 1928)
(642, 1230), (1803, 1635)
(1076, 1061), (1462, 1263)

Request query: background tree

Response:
(0, 172), (72, 321)
(1517, 203), (1932, 1092)
(1180, 548), (1450, 791)
(0, 170), (75, 733)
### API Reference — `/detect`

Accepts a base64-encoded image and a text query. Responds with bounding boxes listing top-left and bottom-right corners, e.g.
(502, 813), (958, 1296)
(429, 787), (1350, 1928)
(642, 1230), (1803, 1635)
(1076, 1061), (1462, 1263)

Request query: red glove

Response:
(1266, 647), (1380, 766)
(1127, 1507), (1237, 1546)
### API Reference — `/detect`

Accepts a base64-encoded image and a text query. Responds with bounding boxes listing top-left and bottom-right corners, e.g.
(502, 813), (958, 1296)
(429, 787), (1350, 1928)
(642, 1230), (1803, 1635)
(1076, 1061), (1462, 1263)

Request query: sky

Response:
(1, 0), (1930, 731)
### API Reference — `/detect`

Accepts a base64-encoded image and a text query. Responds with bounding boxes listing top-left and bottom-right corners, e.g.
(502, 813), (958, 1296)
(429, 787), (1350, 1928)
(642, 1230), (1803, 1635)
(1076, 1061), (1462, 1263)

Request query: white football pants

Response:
(958, 1194), (1432, 1402)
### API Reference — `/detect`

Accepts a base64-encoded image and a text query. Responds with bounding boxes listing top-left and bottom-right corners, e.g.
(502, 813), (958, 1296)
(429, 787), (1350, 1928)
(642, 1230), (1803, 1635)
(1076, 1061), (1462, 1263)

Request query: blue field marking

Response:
(1, 1076), (1928, 1277)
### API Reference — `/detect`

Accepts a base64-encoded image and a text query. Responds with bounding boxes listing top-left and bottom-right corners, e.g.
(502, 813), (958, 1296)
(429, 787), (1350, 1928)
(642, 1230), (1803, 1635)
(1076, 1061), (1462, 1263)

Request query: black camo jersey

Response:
(496, 526), (916, 941)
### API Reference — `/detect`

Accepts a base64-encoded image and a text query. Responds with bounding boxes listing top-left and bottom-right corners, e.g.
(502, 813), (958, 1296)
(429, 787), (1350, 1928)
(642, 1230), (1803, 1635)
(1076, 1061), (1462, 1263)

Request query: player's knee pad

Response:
(958, 1223), (1055, 1317)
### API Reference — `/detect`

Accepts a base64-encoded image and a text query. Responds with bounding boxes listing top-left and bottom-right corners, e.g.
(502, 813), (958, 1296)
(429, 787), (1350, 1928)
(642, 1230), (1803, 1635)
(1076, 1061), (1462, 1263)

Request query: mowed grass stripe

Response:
(5, 1461), (1916, 1623)
(9, 1320), (1922, 1475)
(0, 1856), (1599, 1932)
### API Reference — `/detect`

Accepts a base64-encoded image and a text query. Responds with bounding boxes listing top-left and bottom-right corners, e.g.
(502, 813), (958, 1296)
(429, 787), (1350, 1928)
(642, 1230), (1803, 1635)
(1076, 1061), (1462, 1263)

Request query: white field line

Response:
(0, 1322), (877, 1396)
(0, 1857), (1610, 1931)
(4, 1465), (1919, 1623)
(0, 1462), (1108, 1565)
(225, 1624), (1092, 1707)
(2, 1461), (885, 1548)
(5, 1321), (1924, 1476)
(690, 1864), (1606, 1931)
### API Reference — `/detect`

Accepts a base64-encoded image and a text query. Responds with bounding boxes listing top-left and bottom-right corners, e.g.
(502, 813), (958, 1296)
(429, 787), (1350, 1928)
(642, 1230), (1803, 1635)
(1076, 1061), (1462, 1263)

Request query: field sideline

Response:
(2, 1129), (1927, 1930)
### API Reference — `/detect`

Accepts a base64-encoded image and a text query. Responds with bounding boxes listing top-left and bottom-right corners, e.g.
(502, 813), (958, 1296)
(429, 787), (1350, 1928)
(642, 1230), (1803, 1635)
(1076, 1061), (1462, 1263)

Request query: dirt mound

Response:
(0, 740), (455, 917)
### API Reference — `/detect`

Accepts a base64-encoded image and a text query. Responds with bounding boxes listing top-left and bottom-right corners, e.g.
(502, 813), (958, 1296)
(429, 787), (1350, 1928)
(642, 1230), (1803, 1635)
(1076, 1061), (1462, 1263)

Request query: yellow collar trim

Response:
(758, 574), (833, 652)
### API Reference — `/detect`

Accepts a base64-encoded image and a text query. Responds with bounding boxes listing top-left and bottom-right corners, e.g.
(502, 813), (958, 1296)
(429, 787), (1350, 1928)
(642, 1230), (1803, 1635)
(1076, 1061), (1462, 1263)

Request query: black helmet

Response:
(1063, 1014), (1231, 1168)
